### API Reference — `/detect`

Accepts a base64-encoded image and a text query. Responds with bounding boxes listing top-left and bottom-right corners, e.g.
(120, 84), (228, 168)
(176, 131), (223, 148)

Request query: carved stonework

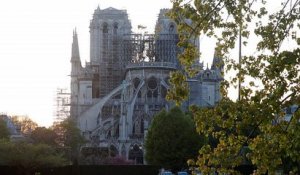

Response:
(71, 7), (222, 164)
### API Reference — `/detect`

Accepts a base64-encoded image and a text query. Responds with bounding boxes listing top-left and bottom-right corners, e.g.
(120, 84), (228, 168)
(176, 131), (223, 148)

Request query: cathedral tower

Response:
(89, 7), (132, 98)
(69, 6), (222, 164)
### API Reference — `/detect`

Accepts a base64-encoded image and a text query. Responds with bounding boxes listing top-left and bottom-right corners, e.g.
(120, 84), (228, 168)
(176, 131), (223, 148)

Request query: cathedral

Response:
(70, 6), (222, 164)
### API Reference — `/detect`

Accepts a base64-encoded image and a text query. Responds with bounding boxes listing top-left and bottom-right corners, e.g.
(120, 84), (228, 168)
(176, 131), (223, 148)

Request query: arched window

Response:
(109, 145), (118, 157)
(147, 90), (152, 98)
(128, 144), (143, 164)
(113, 23), (118, 35)
(133, 77), (140, 89)
(153, 89), (158, 98)
(141, 119), (144, 134)
(147, 77), (157, 90)
(169, 23), (175, 33)
(103, 23), (108, 33)
(138, 91), (142, 98)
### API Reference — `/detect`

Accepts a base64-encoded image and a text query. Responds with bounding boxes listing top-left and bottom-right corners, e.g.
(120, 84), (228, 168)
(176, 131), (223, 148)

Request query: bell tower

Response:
(89, 7), (132, 98)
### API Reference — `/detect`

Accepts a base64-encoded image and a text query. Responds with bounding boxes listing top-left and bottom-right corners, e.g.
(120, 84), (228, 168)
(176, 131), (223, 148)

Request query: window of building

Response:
(169, 23), (175, 33)
(113, 23), (118, 35)
(103, 23), (108, 33)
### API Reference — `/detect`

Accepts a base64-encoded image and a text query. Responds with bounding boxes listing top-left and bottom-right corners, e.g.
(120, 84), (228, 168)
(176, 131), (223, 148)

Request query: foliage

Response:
(145, 107), (204, 171)
(0, 139), (68, 173)
(0, 118), (10, 140)
(11, 115), (38, 136)
(0, 117), (74, 173)
(31, 127), (58, 146)
(53, 118), (85, 149)
(168, 0), (300, 174)
(52, 118), (86, 164)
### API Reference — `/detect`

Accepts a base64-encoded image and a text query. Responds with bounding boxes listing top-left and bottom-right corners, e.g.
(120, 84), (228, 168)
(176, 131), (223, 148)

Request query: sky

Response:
(0, 0), (218, 127)
(0, 0), (297, 127)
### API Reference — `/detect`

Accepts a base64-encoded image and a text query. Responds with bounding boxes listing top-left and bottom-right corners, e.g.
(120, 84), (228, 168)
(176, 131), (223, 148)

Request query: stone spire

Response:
(71, 28), (82, 78)
(94, 5), (101, 14)
(70, 29), (82, 119)
(71, 29), (81, 63)
(211, 48), (223, 71)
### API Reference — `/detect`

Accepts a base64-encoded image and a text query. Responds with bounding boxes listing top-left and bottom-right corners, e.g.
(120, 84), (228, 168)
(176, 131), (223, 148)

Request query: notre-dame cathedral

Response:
(70, 6), (222, 164)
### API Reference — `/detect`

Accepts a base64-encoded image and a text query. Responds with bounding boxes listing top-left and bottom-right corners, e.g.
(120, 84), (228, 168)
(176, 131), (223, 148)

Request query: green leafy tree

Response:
(145, 107), (204, 171)
(52, 118), (85, 164)
(168, 0), (300, 174)
(0, 118), (10, 140)
(30, 127), (58, 146)
(0, 139), (68, 174)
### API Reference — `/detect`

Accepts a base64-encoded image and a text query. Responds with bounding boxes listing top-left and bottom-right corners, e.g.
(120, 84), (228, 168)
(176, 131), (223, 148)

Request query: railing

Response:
(126, 61), (177, 70)
(129, 134), (144, 139)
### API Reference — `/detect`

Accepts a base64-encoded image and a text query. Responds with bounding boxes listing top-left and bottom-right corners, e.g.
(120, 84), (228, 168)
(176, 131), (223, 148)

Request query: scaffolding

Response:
(122, 34), (179, 64)
(54, 88), (70, 122)
(97, 33), (124, 98)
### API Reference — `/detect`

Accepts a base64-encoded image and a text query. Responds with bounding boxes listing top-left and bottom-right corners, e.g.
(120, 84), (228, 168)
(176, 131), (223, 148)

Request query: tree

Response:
(52, 118), (85, 164)
(168, 0), (300, 174)
(0, 139), (68, 175)
(30, 127), (58, 146)
(11, 116), (38, 136)
(145, 107), (204, 171)
(0, 118), (10, 140)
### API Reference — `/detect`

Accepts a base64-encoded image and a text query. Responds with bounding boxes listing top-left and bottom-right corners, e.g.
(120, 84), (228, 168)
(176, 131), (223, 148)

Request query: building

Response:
(0, 114), (23, 141)
(70, 7), (222, 164)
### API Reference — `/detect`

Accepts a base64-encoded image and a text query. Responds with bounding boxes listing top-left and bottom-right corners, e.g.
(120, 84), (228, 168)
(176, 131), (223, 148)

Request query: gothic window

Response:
(109, 145), (118, 157)
(121, 144), (126, 157)
(147, 77), (157, 90)
(128, 144), (143, 164)
(133, 77), (140, 89)
(106, 130), (111, 139)
(141, 119), (144, 134)
(153, 89), (158, 98)
(147, 90), (152, 98)
(169, 23), (175, 33)
(132, 124), (135, 134)
(103, 23), (108, 33)
(115, 124), (119, 138)
(113, 23), (118, 35)
(138, 91), (142, 98)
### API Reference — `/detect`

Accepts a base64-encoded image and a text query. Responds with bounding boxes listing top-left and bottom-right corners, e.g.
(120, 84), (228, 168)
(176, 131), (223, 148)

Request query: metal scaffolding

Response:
(98, 33), (123, 98)
(121, 34), (179, 64)
(54, 88), (70, 122)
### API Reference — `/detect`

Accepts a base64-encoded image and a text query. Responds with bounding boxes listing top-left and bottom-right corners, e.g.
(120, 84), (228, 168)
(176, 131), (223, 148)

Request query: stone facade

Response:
(0, 114), (23, 141)
(70, 7), (222, 164)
